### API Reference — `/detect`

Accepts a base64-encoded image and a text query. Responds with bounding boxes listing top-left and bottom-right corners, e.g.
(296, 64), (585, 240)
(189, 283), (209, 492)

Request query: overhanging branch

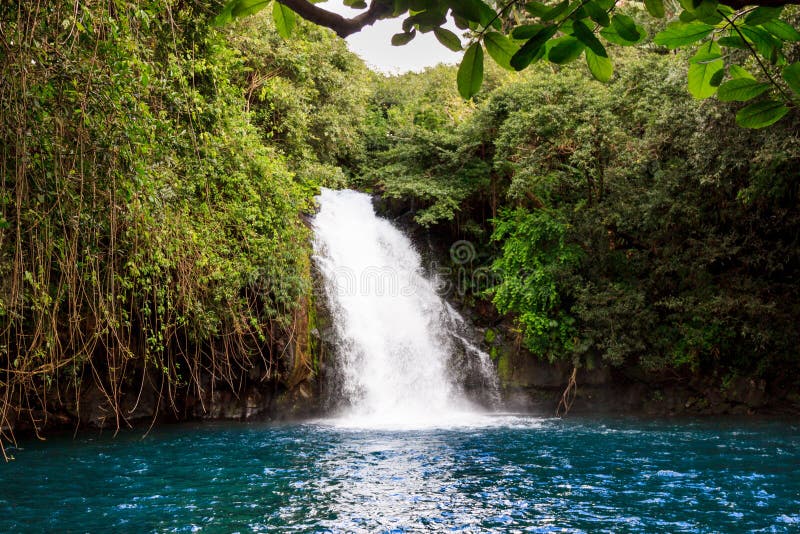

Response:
(278, 0), (393, 38)
(723, 0), (800, 7)
(277, 0), (800, 38)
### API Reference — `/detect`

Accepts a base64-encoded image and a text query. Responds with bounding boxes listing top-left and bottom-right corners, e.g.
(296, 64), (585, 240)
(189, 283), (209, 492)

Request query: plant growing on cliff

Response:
(0, 1), (368, 458)
(489, 209), (582, 359)
(360, 48), (800, 382)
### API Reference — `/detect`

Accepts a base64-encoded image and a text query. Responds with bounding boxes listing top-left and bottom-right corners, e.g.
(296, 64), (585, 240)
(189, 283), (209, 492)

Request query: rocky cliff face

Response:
(478, 320), (798, 416)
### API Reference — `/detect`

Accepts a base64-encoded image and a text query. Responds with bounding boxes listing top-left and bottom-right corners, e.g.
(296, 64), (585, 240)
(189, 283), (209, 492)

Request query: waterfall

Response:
(312, 188), (498, 427)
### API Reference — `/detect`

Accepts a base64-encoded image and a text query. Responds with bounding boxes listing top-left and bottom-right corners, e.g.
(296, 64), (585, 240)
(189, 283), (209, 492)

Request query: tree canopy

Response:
(219, 0), (800, 128)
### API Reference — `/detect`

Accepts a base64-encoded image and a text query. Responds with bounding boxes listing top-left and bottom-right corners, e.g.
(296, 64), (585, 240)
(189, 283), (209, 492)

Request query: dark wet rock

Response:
(79, 384), (114, 428)
(725, 377), (767, 408)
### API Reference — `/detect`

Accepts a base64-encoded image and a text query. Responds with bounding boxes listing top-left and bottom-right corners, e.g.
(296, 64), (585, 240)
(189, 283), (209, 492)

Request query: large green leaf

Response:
(689, 40), (722, 64)
(511, 24), (545, 40)
(524, 1), (552, 17)
(654, 21), (714, 48)
(716, 78), (771, 101)
(729, 65), (756, 80)
(214, 1), (236, 25)
(484, 32), (520, 70)
(600, 22), (646, 46)
(572, 20), (607, 57)
(761, 20), (800, 42)
(273, 1), (295, 38)
(718, 34), (749, 49)
(610, 14), (643, 42)
(783, 62), (800, 94)
(391, 30), (416, 45)
(584, 1), (610, 26)
(458, 42), (484, 99)
(434, 27), (462, 51)
(744, 6), (783, 26)
(740, 26), (782, 63)
(548, 37), (585, 64)
(451, 0), (499, 28)
(586, 48), (613, 81)
(735, 100), (789, 128)
(532, 0), (570, 22)
(231, 0), (270, 18)
(683, 0), (719, 20)
(644, 0), (665, 18)
(511, 25), (558, 70)
(687, 42), (723, 99)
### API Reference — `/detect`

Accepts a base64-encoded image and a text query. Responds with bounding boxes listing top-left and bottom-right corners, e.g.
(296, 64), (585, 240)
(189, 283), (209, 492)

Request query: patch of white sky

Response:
(322, 0), (463, 74)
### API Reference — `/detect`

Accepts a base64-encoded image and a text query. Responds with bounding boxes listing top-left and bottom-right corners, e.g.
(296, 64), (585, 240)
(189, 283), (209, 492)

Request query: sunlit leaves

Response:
(729, 65), (756, 80)
(744, 6), (783, 26)
(484, 32), (520, 71)
(458, 43), (484, 99)
(654, 21), (715, 48)
(584, 1), (611, 27)
(512, 24), (546, 40)
(572, 20), (607, 57)
(600, 15), (647, 46)
(451, 0), (499, 29)
(735, 100), (789, 128)
(716, 78), (771, 101)
(610, 14), (643, 42)
(687, 41), (723, 99)
(761, 20), (800, 42)
(680, 0), (720, 21)
(215, 0), (269, 24)
(232, 0), (270, 17)
(272, 2), (295, 38)
(215, 0), (800, 127)
(739, 26), (783, 64)
(526, 0), (570, 22)
(586, 48), (613, 82)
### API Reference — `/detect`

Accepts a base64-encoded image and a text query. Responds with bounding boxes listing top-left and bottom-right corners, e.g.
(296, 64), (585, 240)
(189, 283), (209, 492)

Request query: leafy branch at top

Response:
(218, 0), (800, 128)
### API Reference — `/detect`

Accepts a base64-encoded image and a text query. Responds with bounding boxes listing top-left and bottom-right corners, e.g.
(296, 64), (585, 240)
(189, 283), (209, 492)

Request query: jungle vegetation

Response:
(220, 0), (800, 128)
(0, 0), (369, 456)
(1, 0), (799, 455)
(359, 47), (800, 389)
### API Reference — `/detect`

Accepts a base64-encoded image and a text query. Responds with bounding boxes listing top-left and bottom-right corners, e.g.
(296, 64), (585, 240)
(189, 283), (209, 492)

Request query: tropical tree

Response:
(218, 0), (800, 127)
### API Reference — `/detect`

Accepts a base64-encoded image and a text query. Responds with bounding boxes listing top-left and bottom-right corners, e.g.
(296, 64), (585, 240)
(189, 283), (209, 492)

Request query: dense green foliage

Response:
(3, 0), (799, 450)
(0, 1), (368, 450)
(361, 49), (800, 383)
(220, 0), (800, 128)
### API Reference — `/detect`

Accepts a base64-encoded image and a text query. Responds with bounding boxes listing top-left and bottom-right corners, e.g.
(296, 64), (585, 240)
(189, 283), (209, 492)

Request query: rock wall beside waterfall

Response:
(472, 318), (798, 416)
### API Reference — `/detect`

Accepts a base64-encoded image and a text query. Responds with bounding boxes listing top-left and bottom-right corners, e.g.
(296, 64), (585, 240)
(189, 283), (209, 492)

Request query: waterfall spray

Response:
(312, 189), (498, 427)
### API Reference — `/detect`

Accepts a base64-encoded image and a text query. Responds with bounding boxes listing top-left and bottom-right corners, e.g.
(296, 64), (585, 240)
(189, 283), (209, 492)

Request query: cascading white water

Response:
(312, 188), (498, 427)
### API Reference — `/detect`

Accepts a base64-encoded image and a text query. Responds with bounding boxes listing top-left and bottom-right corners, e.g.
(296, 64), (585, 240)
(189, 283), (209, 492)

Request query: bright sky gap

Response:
(324, 0), (463, 73)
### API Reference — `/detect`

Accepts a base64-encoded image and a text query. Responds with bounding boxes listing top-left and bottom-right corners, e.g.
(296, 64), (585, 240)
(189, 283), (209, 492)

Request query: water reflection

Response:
(1, 417), (799, 532)
(314, 433), (462, 531)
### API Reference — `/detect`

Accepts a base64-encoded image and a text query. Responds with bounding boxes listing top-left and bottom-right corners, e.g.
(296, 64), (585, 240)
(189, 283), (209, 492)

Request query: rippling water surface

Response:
(3, 415), (799, 532)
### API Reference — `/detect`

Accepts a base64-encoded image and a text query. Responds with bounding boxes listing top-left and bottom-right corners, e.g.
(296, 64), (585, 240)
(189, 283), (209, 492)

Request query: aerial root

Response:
(556, 366), (577, 418)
